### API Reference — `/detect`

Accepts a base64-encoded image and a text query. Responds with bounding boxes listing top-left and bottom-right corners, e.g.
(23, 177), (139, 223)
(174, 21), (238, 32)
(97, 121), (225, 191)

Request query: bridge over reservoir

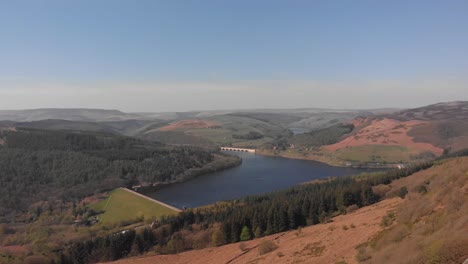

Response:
(220, 147), (256, 153)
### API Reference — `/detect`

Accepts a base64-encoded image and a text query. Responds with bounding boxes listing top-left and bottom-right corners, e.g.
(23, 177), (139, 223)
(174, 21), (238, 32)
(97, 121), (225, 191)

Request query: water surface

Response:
(149, 152), (374, 208)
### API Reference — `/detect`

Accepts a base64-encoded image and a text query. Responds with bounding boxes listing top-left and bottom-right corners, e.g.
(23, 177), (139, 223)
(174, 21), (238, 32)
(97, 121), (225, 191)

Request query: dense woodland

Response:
(59, 152), (460, 263)
(288, 123), (354, 147)
(232, 131), (264, 140)
(264, 123), (354, 151)
(0, 128), (238, 219)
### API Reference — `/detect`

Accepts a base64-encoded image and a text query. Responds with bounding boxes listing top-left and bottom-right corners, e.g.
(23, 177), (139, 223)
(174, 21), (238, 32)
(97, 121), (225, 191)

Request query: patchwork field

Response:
(90, 188), (179, 225)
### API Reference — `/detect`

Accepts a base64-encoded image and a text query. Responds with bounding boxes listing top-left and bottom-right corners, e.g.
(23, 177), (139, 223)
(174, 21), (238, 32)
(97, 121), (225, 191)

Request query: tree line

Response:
(232, 131), (264, 140)
(288, 123), (354, 147)
(59, 156), (443, 263)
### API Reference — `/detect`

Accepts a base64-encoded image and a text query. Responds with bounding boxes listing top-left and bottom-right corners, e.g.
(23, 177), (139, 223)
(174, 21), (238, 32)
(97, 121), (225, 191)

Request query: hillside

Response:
(3, 103), (462, 167)
(0, 108), (385, 149)
(57, 155), (438, 263)
(0, 128), (239, 219)
(2, 119), (159, 136)
(360, 157), (468, 264)
(387, 101), (468, 121)
(261, 101), (468, 167)
(138, 114), (291, 148)
(0, 128), (241, 263)
(142, 110), (378, 148)
(330, 102), (468, 159)
(106, 157), (468, 264)
(323, 118), (444, 163)
(0, 108), (400, 150)
(108, 198), (402, 264)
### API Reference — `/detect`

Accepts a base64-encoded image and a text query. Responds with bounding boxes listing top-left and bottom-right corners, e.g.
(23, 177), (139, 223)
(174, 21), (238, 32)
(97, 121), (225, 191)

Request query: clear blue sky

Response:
(1, 0), (467, 111)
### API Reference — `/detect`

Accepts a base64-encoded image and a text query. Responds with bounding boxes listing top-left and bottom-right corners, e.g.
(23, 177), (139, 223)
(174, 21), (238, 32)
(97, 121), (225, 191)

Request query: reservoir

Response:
(148, 152), (375, 208)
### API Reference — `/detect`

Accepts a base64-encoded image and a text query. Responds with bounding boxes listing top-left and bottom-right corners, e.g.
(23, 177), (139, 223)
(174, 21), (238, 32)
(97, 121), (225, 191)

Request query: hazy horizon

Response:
(1, 79), (467, 112)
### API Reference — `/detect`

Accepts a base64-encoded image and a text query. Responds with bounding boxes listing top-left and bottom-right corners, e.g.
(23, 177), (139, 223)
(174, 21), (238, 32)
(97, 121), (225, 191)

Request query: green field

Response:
(332, 145), (421, 163)
(90, 188), (179, 224)
(136, 114), (290, 148)
(184, 115), (287, 146)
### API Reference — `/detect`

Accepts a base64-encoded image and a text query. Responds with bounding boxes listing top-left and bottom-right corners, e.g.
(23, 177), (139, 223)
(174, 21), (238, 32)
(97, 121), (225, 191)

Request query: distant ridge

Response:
(386, 101), (468, 121)
(0, 106), (402, 123)
(0, 108), (147, 122)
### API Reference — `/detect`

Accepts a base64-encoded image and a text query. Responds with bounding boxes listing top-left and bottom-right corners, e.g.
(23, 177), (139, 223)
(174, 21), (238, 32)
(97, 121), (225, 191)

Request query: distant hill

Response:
(0, 118), (164, 137)
(0, 108), (148, 122)
(13, 119), (115, 133)
(5, 104), (464, 159)
(260, 101), (468, 166)
(387, 101), (468, 121)
(133, 110), (397, 148)
(0, 108), (390, 147)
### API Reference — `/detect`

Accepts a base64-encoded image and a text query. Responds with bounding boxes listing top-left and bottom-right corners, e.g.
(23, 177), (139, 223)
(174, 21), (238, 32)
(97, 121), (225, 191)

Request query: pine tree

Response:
(239, 226), (252, 241)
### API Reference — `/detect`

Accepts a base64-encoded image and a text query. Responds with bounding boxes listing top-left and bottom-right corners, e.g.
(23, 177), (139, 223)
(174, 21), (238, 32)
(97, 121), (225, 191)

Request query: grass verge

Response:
(90, 188), (178, 224)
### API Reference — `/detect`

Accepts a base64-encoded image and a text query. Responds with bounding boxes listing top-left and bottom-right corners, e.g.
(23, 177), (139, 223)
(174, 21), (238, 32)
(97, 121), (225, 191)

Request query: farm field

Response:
(90, 188), (179, 224)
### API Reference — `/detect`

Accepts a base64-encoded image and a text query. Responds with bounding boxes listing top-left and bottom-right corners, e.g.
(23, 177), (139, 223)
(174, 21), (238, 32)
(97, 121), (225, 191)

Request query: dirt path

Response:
(119, 188), (182, 212)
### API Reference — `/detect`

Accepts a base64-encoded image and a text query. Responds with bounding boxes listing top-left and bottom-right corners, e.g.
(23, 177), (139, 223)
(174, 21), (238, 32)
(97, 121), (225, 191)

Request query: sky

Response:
(0, 0), (467, 112)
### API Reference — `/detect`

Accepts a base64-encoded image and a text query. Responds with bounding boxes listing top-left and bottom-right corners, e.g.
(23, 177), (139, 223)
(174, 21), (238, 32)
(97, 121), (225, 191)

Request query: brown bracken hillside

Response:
(106, 199), (402, 264)
(106, 157), (468, 264)
(360, 157), (468, 264)
(320, 102), (468, 163)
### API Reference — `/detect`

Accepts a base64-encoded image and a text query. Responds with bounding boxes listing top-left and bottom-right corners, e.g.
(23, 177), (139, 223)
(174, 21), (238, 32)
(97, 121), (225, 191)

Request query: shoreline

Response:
(135, 152), (242, 195)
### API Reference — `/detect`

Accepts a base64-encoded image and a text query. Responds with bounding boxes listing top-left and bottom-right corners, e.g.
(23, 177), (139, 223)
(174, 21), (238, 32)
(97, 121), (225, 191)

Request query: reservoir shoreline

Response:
(146, 151), (377, 209)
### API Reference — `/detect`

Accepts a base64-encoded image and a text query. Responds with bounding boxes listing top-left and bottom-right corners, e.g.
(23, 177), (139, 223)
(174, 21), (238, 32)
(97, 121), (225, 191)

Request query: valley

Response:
(2, 3), (467, 263)
(0, 102), (467, 264)
(107, 156), (468, 264)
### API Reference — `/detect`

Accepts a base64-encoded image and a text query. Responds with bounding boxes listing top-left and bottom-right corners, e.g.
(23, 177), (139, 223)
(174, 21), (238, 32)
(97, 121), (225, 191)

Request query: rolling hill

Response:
(261, 101), (468, 167)
(0, 108), (399, 149)
(0, 108), (147, 122)
(0, 127), (239, 219)
(2, 103), (465, 167)
(2, 119), (159, 136)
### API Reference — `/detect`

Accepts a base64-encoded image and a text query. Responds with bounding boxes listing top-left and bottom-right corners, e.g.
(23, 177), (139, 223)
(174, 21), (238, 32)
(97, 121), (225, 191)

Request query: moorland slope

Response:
(261, 102), (468, 167)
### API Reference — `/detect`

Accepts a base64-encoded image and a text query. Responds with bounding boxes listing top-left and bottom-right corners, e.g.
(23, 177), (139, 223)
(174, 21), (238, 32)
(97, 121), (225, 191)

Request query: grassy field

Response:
(138, 114), (290, 148)
(90, 188), (179, 224)
(184, 115), (287, 146)
(331, 145), (421, 163)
